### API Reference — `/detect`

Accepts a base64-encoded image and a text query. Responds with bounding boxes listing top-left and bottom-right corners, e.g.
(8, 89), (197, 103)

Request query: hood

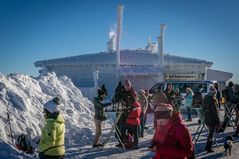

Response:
(169, 112), (183, 127)
(47, 113), (65, 124)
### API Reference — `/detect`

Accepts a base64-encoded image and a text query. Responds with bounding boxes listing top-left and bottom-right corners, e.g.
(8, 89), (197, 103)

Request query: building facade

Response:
(34, 49), (222, 99)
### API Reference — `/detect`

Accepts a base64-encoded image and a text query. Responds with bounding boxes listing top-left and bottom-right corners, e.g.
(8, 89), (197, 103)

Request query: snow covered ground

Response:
(1, 72), (239, 159)
(0, 72), (95, 158)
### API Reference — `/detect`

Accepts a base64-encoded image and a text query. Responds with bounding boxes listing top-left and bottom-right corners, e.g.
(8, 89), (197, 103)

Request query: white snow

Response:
(0, 72), (95, 158)
(1, 71), (236, 159)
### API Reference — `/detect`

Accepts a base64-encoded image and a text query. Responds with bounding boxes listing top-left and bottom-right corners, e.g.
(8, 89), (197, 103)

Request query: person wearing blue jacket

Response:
(185, 87), (193, 121)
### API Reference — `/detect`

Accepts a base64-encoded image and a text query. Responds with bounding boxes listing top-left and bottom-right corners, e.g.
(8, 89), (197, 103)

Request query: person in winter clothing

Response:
(113, 81), (125, 103)
(93, 89), (111, 148)
(152, 86), (168, 106)
(225, 81), (234, 103)
(203, 85), (220, 153)
(151, 104), (194, 159)
(144, 89), (151, 127)
(101, 84), (108, 96)
(39, 96), (65, 159)
(124, 79), (137, 99)
(173, 88), (184, 112)
(185, 87), (194, 121)
(137, 89), (148, 137)
(152, 86), (168, 128)
(114, 79), (136, 147)
(213, 82), (221, 110)
(218, 81), (234, 133)
(192, 84), (203, 108)
(122, 95), (142, 148)
(163, 84), (175, 105)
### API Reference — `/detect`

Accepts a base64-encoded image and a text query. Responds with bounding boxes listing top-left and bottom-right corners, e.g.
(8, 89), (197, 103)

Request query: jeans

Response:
(187, 107), (192, 120)
(140, 114), (145, 137)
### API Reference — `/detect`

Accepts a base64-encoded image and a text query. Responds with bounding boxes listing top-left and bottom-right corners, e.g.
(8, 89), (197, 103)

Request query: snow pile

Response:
(0, 72), (95, 157)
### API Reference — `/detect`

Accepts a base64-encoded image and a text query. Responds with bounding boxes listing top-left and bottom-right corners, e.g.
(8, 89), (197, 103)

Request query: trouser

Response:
(124, 124), (139, 145)
(144, 113), (147, 126)
(39, 154), (64, 159)
(187, 107), (192, 120)
(93, 119), (102, 145)
(205, 126), (216, 150)
(115, 112), (127, 142)
(140, 113), (145, 137)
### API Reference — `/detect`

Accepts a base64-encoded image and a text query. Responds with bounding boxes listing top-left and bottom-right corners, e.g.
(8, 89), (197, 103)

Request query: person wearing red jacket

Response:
(150, 104), (194, 159)
(123, 96), (142, 149)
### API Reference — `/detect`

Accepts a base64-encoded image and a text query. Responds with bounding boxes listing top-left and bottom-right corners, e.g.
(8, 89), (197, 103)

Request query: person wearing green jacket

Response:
(93, 89), (111, 148)
(39, 97), (65, 159)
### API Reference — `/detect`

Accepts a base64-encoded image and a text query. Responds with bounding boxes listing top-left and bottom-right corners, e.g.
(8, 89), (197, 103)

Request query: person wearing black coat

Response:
(203, 85), (220, 153)
(101, 84), (108, 96)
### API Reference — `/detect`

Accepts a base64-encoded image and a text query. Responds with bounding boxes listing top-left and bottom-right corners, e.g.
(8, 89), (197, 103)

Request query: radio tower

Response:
(116, 4), (123, 68)
(157, 24), (166, 66)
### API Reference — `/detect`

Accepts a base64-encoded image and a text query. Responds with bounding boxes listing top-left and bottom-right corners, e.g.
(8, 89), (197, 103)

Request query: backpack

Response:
(16, 134), (34, 154)
(192, 92), (203, 108)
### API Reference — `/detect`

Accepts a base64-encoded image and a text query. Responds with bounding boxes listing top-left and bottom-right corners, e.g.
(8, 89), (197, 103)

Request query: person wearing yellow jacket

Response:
(39, 97), (65, 159)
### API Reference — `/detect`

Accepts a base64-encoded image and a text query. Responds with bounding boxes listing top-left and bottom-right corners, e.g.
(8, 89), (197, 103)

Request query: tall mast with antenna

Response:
(116, 4), (123, 68)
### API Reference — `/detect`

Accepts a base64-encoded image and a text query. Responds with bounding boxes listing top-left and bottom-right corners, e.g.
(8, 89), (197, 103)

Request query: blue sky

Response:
(0, 0), (238, 82)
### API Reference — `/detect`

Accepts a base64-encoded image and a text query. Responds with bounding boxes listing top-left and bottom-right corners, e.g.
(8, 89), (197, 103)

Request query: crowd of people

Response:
(91, 79), (239, 158)
(91, 80), (194, 158)
(35, 79), (239, 159)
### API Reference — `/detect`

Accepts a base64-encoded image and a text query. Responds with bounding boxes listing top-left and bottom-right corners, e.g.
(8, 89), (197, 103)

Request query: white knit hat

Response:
(44, 98), (60, 113)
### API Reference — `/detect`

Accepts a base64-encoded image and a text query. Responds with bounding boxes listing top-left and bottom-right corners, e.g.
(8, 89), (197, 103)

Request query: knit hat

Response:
(209, 84), (217, 94)
(97, 89), (106, 97)
(44, 97), (61, 113)
(155, 103), (173, 119)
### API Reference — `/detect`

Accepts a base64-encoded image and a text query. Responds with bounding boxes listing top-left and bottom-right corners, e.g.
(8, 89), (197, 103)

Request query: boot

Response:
(205, 139), (214, 153)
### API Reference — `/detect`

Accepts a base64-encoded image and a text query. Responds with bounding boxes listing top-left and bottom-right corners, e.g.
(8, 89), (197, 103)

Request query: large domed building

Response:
(34, 5), (232, 99)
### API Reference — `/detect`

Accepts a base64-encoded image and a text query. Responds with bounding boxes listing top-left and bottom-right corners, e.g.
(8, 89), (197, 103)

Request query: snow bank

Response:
(0, 139), (33, 159)
(0, 72), (95, 156)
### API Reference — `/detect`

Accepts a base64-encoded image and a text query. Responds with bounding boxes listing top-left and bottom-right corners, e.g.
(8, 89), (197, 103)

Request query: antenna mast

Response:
(116, 4), (123, 67)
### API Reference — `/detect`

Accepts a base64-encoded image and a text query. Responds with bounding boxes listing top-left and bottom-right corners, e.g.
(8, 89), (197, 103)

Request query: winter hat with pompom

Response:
(44, 96), (61, 113)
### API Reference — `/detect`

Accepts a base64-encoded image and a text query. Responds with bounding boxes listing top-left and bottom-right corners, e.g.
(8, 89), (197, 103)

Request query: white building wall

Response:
(40, 61), (212, 100)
